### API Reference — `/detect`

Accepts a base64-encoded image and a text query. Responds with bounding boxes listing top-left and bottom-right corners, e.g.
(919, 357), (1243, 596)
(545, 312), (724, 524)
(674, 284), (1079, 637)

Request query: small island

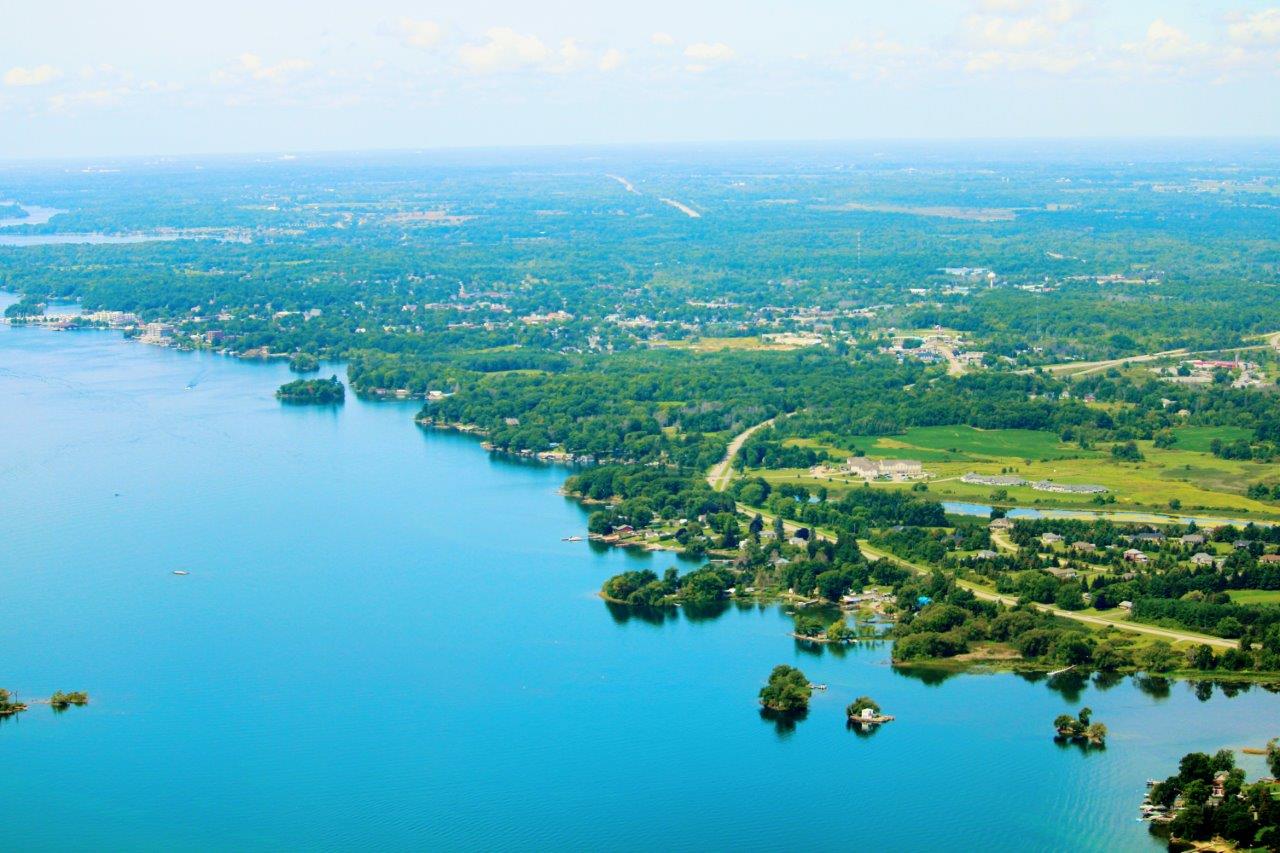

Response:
(0, 688), (28, 717)
(49, 690), (90, 710)
(289, 352), (320, 373)
(276, 375), (344, 404)
(793, 614), (856, 643)
(0, 688), (89, 716)
(758, 665), (812, 714)
(846, 695), (894, 726)
(1053, 706), (1107, 746)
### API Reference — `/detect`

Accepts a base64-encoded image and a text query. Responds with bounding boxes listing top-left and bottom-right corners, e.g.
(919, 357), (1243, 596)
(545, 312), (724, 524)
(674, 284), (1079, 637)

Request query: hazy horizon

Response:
(4, 0), (1280, 159)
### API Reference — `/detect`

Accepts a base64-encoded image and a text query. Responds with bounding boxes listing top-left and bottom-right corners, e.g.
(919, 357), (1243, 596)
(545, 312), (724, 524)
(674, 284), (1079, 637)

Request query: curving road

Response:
(706, 416), (777, 492)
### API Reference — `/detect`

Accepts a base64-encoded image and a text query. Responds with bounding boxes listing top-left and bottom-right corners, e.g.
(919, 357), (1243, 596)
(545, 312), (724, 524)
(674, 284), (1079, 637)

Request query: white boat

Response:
(562, 535), (583, 542)
(172, 570), (190, 576)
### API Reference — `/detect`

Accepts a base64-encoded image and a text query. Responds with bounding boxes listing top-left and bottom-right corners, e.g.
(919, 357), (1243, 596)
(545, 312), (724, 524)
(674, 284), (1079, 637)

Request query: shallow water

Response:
(0, 312), (1275, 851)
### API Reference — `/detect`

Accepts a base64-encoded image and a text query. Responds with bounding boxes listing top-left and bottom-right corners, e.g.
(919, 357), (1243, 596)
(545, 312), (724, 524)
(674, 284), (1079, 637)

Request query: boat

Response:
(172, 570), (190, 576)
(562, 535), (583, 542)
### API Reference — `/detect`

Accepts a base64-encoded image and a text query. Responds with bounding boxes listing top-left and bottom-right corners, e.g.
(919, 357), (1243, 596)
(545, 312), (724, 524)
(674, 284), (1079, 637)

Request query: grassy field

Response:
(1227, 590), (1280, 605)
(765, 427), (1280, 520)
(650, 336), (812, 352)
(1168, 425), (1253, 453)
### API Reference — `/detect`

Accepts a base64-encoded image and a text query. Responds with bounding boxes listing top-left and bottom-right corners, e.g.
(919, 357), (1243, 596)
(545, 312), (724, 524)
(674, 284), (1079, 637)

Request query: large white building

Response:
(844, 457), (925, 481)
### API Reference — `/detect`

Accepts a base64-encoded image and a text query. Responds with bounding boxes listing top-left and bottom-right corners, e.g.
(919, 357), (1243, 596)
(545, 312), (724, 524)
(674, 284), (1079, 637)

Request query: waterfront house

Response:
(1180, 534), (1205, 546)
(1233, 540), (1253, 549)
(1118, 601), (1134, 611)
(1123, 548), (1149, 563)
(1190, 552), (1216, 567)
(988, 517), (1015, 531)
(1041, 532), (1064, 546)
(974, 549), (998, 559)
(1072, 541), (1097, 552)
(1046, 567), (1078, 580)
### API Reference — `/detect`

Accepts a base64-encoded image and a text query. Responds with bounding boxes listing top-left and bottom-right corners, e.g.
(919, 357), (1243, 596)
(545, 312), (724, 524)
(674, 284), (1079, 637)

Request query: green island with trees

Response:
(276, 375), (344, 404)
(0, 688), (89, 716)
(1052, 706), (1107, 746)
(758, 665), (812, 714)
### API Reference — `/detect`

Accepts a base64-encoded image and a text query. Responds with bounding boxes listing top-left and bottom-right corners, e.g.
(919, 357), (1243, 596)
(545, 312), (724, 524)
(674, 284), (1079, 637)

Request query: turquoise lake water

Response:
(1, 311), (1276, 851)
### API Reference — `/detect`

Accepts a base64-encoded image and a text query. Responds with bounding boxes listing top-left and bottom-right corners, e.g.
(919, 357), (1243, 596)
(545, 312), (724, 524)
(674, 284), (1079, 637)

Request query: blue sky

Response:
(2, 0), (1279, 158)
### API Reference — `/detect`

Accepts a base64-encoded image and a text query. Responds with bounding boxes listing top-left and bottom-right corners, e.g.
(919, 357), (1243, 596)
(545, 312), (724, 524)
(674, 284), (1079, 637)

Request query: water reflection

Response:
(890, 665), (959, 687)
(1053, 735), (1107, 756)
(759, 706), (808, 736)
(1045, 670), (1090, 704)
(1092, 671), (1126, 691)
(846, 719), (883, 738)
(1134, 675), (1171, 700)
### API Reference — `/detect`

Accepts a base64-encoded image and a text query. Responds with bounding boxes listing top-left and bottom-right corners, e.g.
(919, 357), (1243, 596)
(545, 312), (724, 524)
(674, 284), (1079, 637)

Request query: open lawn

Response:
(1170, 425), (1253, 453)
(787, 425), (1092, 463)
(1227, 590), (1280, 605)
(650, 336), (812, 352)
(758, 429), (1280, 521)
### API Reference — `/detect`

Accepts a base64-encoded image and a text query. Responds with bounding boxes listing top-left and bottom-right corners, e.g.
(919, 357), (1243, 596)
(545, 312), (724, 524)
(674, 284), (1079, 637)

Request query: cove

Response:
(0, 311), (1276, 851)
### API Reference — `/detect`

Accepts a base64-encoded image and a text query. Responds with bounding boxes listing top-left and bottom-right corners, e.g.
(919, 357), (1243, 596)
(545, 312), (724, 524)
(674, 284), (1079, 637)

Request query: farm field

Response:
(767, 426), (1280, 520)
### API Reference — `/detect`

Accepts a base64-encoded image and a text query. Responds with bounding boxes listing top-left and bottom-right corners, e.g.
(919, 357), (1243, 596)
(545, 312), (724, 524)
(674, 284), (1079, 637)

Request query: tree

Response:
(846, 696), (881, 718)
(1111, 440), (1144, 462)
(1190, 644), (1217, 671)
(826, 619), (855, 643)
(792, 614), (827, 639)
(758, 665), (812, 713)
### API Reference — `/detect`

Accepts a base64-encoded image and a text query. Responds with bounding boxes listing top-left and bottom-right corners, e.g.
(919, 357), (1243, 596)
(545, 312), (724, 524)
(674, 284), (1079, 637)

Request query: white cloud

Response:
(1123, 19), (1208, 66)
(557, 38), (585, 69)
(457, 27), (550, 73)
(651, 32), (676, 47)
(233, 53), (314, 81)
(598, 48), (624, 72)
(684, 42), (735, 62)
(399, 18), (444, 49)
(1227, 9), (1280, 46)
(4, 64), (60, 87)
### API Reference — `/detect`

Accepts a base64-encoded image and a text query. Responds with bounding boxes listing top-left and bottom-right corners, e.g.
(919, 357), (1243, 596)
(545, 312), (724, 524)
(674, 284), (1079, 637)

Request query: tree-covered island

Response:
(758, 665), (812, 714)
(1053, 707), (1107, 746)
(276, 375), (344, 404)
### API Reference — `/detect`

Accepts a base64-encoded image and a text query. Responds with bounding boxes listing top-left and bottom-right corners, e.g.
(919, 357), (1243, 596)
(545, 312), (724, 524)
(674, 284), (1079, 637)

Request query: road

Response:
(706, 416), (777, 491)
(855, 539), (1236, 651)
(708, 419), (1235, 649)
(1035, 338), (1274, 378)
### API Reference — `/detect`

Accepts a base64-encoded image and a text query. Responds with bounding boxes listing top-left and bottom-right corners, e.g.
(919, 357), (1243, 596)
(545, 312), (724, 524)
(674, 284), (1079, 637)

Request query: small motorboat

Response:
(172, 570), (190, 576)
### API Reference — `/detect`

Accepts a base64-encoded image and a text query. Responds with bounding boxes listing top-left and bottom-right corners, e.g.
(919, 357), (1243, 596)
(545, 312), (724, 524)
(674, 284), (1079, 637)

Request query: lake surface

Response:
(1, 309), (1276, 851)
(942, 500), (1272, 529)
(0, 204), (238, 244)
(0, 202), (65, 227)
